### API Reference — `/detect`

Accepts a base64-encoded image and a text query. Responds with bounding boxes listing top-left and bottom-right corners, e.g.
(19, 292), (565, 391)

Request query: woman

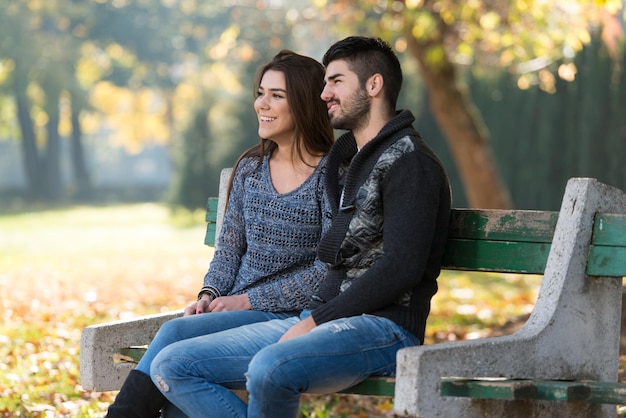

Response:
(105, 50), (334, 417)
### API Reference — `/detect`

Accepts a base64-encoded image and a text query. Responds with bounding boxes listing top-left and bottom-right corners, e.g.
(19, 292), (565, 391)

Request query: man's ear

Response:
(366, 73), (384, 97)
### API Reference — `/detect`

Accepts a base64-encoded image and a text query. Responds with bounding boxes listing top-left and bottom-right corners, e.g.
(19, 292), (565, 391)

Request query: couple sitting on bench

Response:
(105, 35), (451, 418)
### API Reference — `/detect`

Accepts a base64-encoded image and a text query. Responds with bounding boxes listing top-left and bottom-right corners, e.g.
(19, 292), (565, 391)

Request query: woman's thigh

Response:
(136, 310), (296, 374)
(151, 315), (300, 389)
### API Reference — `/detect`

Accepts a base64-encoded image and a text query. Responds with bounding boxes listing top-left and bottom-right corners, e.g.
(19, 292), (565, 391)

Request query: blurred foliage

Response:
(318, 0), (625, 209)
(421, 33), (626, 210)
(1, 0), (623, 206)
(0, 204), (208, 416)
(325, 0), (623, 75)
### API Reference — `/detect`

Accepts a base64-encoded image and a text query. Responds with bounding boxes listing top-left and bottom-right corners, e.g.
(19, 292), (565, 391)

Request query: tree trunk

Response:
(404, 30), (513, 209)
(43, 91), (63, 201)
(13, 82), (42, 200)
(70, 104), (92, 200)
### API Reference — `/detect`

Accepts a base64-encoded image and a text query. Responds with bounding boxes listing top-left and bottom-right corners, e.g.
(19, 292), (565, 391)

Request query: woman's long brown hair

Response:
(226, 50), (334, 200)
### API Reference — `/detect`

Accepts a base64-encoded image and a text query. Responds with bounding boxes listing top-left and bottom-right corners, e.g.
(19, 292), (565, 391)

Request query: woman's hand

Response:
(183, 294), (252, 316)
(184, 295), (212, 316)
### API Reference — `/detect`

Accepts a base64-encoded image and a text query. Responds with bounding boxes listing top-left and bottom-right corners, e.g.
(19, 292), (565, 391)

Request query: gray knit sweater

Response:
(203, 153), (331, 312)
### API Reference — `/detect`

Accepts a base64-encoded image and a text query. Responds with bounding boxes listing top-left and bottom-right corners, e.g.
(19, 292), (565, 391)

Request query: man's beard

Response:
(329, 88), (370, 132)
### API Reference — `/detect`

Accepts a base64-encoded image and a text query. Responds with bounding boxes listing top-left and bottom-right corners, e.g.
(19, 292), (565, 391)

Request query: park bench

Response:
(80, 172), (626, 417)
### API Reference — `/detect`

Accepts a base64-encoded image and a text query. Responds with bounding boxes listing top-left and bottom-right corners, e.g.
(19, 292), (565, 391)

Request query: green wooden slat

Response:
(339, 377), (395, 397)
(440, 378), (537, 400)
(116, 347), (146, 363)
(592, 213), (626, 247)
(205, 223), (217, 246)
(587, 246), (626, 277)
(441, 378), (626, 405)
(588, 213), (626, 276)
(533, 380), (591, 401)
(205, 197), (218, 222)
(442, 239), (550, 274)
(583, 381), (626, 404)
(448, 209), (558, 242)
(440, 379), (585, 402)
(205, 197), (219, 247)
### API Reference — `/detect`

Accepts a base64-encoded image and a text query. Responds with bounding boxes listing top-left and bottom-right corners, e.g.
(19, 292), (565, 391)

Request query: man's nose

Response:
(320, 85), (331, 102)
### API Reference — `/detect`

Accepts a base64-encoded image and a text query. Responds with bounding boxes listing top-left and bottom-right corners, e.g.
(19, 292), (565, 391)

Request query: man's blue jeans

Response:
(151, 311), (420, 418)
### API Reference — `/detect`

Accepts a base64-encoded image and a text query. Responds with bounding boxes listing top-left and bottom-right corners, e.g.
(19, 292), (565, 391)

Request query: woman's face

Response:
(254, 69), (295, 145)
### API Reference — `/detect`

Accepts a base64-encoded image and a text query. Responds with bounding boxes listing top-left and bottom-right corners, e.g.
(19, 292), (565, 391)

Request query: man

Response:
(151, 36), (451, 418)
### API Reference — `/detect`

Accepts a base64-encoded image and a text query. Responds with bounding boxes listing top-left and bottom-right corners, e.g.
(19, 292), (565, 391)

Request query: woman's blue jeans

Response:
(135, 310), (295, 375)
(131, 310), (296, 415)
(151, 311), (420, 418)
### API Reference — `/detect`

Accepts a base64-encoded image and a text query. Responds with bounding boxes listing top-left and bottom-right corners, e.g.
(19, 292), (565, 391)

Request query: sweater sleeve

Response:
(311, 152), (447, 325)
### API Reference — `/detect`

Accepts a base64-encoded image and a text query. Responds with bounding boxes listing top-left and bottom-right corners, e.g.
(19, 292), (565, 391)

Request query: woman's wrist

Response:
(197, 286), (220, 301)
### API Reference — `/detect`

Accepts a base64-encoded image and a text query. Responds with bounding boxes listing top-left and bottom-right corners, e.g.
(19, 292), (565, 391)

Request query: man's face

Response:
(321, 60), (370, 131)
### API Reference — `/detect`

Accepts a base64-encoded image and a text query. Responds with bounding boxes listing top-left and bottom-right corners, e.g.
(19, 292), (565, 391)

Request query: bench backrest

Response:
(443, 209), (626, 277)
(204, 168), (232, 246)
(442, 209), (557, 274)
(204, 169), (626, 278)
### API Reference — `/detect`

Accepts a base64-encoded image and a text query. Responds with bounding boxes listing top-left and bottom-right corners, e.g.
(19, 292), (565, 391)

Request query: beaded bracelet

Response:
(197, 286), (220, 301)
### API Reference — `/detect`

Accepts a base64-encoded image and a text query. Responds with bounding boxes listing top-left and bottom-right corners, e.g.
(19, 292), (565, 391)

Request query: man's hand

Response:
(279, 315), (317, 342)
(183, 294), (252, 316)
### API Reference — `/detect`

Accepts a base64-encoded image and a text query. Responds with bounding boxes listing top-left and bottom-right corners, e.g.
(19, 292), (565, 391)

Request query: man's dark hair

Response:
(322, 36), (402, 110)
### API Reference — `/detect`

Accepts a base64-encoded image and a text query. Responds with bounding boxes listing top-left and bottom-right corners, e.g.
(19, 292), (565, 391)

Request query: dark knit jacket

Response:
(308, 110), (451, 343)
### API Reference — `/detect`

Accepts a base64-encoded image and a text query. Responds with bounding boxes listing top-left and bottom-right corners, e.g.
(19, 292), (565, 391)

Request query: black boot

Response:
(106, 369), (165, 418)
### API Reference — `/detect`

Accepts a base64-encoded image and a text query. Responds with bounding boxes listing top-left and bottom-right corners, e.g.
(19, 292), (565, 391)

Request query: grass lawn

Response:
(0, 204), (543, 417)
